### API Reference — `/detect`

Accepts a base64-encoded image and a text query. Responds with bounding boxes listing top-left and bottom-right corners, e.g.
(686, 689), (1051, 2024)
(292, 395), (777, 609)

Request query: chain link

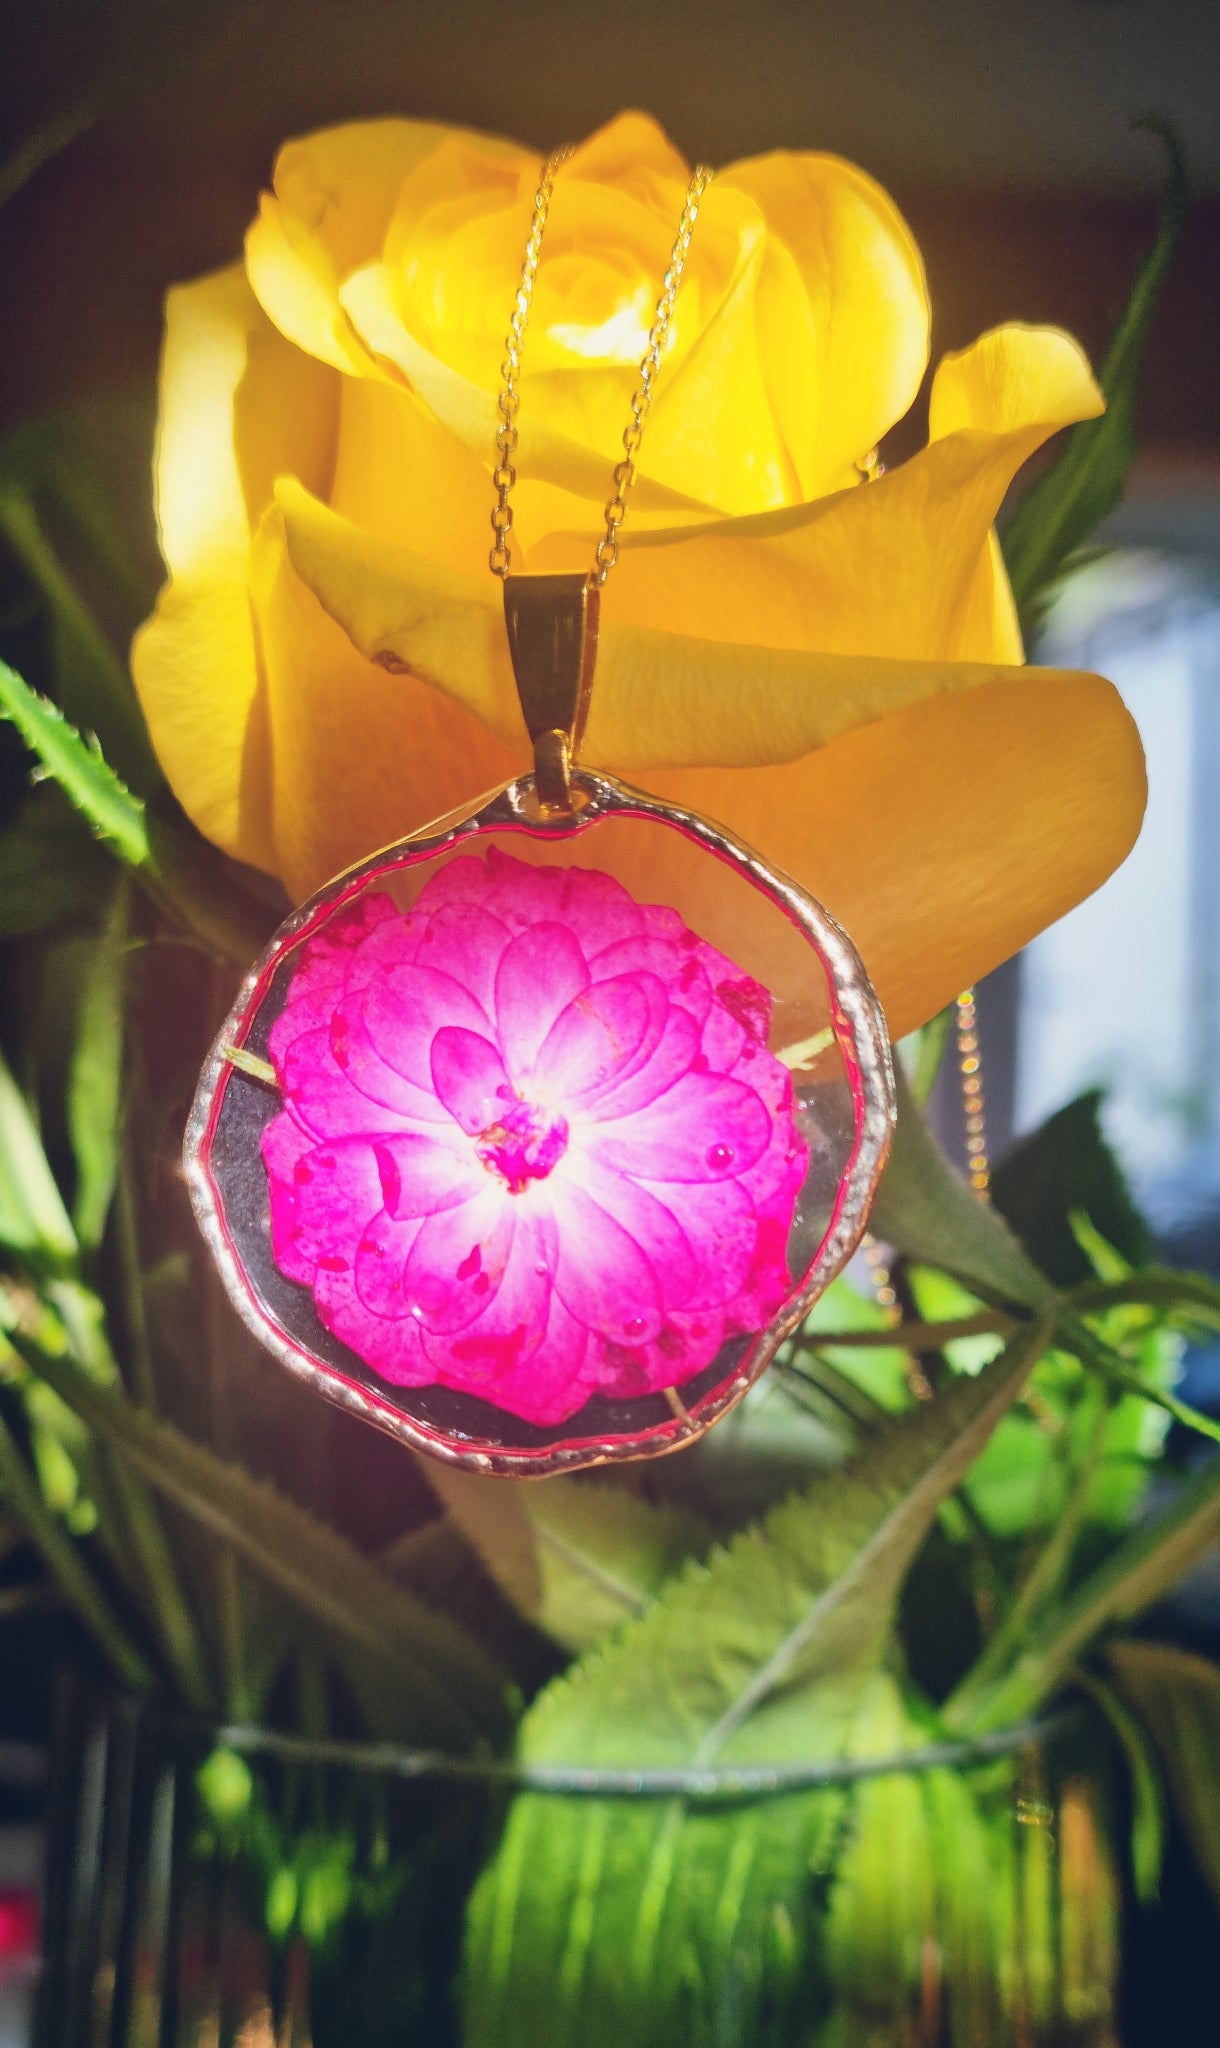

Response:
(489, 151), (713, 585)
(489, 147), (572, 578)
(592, 163), (712, 584)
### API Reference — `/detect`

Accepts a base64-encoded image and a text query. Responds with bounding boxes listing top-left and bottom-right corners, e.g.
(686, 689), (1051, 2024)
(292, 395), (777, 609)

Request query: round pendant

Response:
(185, 769), (894, 1475)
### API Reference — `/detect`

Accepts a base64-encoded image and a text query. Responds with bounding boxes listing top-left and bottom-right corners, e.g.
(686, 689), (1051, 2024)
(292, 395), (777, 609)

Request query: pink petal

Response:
(279, 1026), (409, 1138)
(410, 903), (509, 1017)
(262, 1110), (316, 1284)
(593, 1072), (773, 1184)
(401, 1187), (517, 1334)
(354, 1204), (421, 1319)
(361, 966), (489, 1091)
(372, 1131), (485, 1217)
(552, 1185), (664, 1346)
(313, 1257), (434, 1386)
(582, 1002), (699, 1119)
(531, 973), (660, 1104)
(480, 848), (644, 948)
(281, 1136), (387, 1276)
(328, 1004), (448, 1125)
(639, 1175), (757, 1307)
(425, 1206), (556, 1384)
(429, 1028), (513, 1135)
(495, 923), (590, 1075)
(568, 1158), (698, 1310)
(444, 1290), (596, 1425)
(269, 892), (399, 1048)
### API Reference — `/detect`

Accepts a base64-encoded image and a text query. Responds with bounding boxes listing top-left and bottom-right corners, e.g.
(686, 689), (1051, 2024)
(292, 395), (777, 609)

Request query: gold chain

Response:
(489, 150), (713, 583)
(955, 987), (992, 1198)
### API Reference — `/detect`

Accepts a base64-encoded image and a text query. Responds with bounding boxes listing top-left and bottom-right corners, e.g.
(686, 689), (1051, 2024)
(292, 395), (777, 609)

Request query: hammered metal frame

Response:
(184, 768), (895, 1477)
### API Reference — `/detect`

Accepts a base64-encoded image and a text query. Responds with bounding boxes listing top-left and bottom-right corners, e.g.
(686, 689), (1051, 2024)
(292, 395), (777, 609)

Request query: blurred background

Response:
(1, 0), (1218, 2039)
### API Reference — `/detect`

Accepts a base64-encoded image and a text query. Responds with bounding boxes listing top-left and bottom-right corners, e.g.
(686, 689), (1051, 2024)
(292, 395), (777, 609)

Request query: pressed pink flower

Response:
(261, 849), (808, 1426)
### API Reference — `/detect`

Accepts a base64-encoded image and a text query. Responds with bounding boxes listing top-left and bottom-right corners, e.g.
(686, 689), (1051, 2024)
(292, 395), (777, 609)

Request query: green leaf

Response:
(0, 481), (162, 791)
(989, 1092), (1152, 1287)
(0, 419), (154, 622)
(13, 1327), (509, 1750)
(429, 1466), (711, 1651)
(66, 878), (128, 1249)
(898, 1007), (952, 1109)
(0, 1047), (77, 1265)
(1107, 1639), (1220, 1915)
(0, 656), (150, 865)
(945, 1457), (1220, 1735)
(1001, 126), (1186, 633)
(869, 1061), (1052, 1312)
(462, 1316), (1051, 2047)
(0, 1403), (153, 1690)
(1076, 1672), (1166, 1904)
(0, 657), (277, 965)
(0, 787), (110, 937)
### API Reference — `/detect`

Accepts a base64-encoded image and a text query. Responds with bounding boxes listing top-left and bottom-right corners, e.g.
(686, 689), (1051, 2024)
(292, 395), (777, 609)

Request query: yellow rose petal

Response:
(246, 118), (529, 371)
(251, 509), (523, 898)
(276, 477), (1100, 774)
(646, 668), (1145, 1039)
(131, 265), (336, 865)
(718, 151), (930, 498)
(538, 322), (1103, 666)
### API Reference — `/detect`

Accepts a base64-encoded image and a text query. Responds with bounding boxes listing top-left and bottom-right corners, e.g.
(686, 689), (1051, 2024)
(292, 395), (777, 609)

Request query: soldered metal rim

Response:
(184, 768), (896, 1480)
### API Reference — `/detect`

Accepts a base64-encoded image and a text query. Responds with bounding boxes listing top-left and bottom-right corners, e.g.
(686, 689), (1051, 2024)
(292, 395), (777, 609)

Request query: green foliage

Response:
(1000, 126), (1187, 633)
(0, 479), (162, 792)
(990, 1092), (1152, 1286)
(11, 1312), (510, 1747)
(428, 1464), (712, 1651)
(65, 878), (128, 1249)
(0, 656), (150, 866)
(0, 787), (110, 938)
(462, 1320), (1049, 2046)
(0, 1045), (77, 1266)
(870, 1062), (1050, 1311)
(1109, 1640), (1220, 1916)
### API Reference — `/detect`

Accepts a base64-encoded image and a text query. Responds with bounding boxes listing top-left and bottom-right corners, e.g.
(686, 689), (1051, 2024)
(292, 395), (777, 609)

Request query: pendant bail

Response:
(503, 572), (600, 814)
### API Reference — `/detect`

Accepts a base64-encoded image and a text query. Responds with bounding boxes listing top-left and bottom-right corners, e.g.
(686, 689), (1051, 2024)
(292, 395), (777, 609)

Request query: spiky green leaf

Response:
(463, 1318), (1050, 2047)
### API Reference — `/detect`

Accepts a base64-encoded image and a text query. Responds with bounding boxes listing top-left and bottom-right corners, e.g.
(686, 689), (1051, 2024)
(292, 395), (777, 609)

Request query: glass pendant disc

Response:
(185, 771), (894, 1475)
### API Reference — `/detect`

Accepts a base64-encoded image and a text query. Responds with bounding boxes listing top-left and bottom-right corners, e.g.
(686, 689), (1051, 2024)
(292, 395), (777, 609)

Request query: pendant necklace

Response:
(185, 150), (896, 1476)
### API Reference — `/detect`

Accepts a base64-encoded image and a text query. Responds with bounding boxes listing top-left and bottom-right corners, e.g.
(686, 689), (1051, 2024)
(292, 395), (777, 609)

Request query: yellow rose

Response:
(131, 110), (1144, 1039)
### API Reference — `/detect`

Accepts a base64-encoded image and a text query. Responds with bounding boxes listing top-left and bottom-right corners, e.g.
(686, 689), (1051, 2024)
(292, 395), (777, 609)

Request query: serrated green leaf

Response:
(0, 786), (110, 937)
(0, 656), (149, 865)
(990, 1092), (1152, 1287)
(1001, 126), (1186, 633)
(0, 656), (277, 965)
(462, 1317), (1050, 2047)
(0, 1046), (76, 1265)
(1108, 1639), (1220, 1916)
(66, 877), (128, 1248)
(870, 1061), (1052, 1312)
(429, 1465), (711, 1651)
(13, 1329), (509, 1750)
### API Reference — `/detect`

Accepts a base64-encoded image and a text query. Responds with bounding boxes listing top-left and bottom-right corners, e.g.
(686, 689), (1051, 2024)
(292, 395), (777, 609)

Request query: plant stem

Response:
(1059, 1310), (1220, 1446)
(806, 1311), (1014, 1353)
(113, 1136), (155, 1407)
(945, 1388), (1113, 1727)
(1070, 1269), (1220, 1327)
